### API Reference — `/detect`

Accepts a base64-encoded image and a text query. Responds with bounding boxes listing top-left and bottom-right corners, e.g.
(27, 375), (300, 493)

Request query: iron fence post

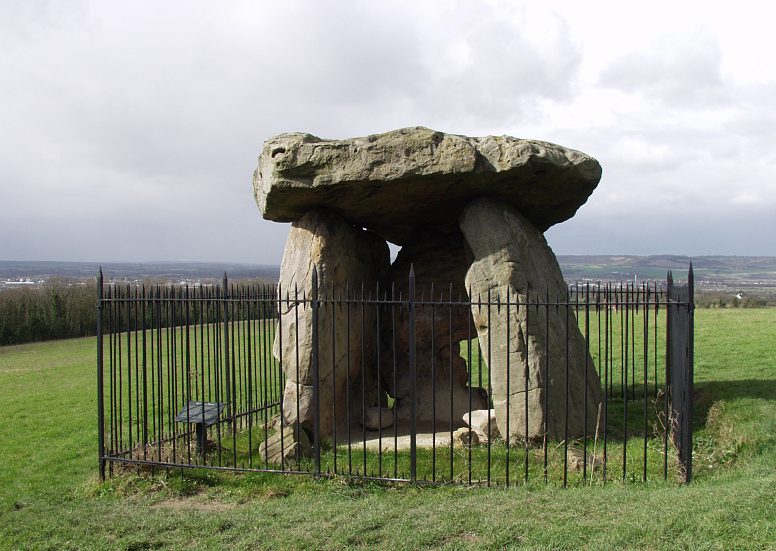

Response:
(311, 266), (321, 475)
(96, 268), (105, 481)
(666, 270), (673, 480)
(686, 263), (695, 483)
(667, 268), (694, 483)
(222, 273), (232, 430)
(408, 264), (417, 483)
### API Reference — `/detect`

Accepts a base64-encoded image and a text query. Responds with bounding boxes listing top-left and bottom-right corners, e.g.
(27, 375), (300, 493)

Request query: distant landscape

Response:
(0, 260), (279, 287)
(2, 255), (775, 297)
(2, 254), (772, 347)
(0, 255), (776, 298)
(558, 254), (776, 288)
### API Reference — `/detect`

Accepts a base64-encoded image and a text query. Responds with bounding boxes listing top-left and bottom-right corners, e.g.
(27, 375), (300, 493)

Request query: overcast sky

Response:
(1, 0), (775, 263)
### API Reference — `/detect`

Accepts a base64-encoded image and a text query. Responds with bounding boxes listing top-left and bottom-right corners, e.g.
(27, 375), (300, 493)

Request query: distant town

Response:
(0, 261), (280, 291)
(1, 278), (48, 291)
(1, 256), (775, 299)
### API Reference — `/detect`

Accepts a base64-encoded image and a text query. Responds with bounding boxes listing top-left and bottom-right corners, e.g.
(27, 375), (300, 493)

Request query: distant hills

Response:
(559, 254), (776, 271)
(557, 255), (776, 286)
(2, 256), (775, 291)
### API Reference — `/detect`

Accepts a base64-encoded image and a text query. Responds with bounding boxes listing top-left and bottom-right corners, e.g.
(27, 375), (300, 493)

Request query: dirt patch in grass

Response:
(431, 530), (484, 548)
(151, 497), (237, 512)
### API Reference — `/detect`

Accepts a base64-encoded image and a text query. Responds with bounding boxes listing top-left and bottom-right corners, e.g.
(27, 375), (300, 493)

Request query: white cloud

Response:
(599, 35), (728, 108)
(730, 193), (761, 206)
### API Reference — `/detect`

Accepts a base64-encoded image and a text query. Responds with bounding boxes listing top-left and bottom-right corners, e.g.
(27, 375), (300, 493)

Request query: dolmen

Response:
(254, 127), (603, 455)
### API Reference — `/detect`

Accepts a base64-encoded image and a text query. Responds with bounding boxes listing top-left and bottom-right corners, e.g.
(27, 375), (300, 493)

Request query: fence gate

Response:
(667, 266), (695, 483)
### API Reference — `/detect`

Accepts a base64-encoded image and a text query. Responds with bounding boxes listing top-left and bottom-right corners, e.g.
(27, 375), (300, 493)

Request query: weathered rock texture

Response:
(462, 409), (499, 444)
(379, 230), (487, 424)
(255, 127), (601, 244)
(256, 127), (603, 445)
(460, 198), (603, 440)
(274, 209), (389, 436)
(258, 421), (312, 467)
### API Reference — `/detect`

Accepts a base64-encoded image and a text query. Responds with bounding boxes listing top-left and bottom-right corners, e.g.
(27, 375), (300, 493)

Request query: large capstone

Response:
(274, 209), (390, 436)
(459, 198), (603, 440)
(255, 127), (602, 244)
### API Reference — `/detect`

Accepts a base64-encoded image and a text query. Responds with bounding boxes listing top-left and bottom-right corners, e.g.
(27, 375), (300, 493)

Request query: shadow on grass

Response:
(694, 378), (776, 427)
(600, 378), (776, 438)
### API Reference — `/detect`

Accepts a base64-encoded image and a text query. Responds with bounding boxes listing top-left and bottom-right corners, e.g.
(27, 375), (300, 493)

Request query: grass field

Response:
(1, 309), (775, 549)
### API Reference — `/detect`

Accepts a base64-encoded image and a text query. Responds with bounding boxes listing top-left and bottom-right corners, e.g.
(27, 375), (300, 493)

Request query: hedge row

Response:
(0, 279), (97, 345)
(0, 278), (277, 346)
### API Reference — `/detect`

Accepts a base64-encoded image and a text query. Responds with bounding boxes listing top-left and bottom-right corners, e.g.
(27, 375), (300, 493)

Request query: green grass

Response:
(1, 309), (775, 549)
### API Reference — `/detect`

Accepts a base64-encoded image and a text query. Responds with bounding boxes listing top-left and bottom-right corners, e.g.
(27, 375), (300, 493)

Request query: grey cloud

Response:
(599, 35), (728, 107)
(405, 8), (582, 129)
(547, 207), (776, 257)
(3, 1), (429, 180)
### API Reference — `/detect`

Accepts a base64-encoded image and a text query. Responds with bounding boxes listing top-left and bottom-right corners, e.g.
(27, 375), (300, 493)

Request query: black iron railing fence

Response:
(97, 266), (694, 486)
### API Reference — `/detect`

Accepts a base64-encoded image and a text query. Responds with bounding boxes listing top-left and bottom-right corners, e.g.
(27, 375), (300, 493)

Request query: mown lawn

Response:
(1, 308), (774, 549)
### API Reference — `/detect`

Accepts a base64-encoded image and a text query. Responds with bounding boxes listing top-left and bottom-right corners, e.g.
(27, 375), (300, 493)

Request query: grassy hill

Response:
(1, 309), (775, 548)
(558, 254), (776, 283)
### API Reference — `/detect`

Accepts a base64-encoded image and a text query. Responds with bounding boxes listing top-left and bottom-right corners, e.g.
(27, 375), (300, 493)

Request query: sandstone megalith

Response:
(254, 127), (603, 445)
(380, 229), (487, 425)
(274, 209), (389, 436)
(460, 198), (602, 440)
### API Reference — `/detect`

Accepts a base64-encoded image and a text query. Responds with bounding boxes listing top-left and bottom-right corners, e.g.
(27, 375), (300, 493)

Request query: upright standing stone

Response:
(460, 198), (602, 440)
(275, 209), (389, 436)
(380, 230), (487, 425)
